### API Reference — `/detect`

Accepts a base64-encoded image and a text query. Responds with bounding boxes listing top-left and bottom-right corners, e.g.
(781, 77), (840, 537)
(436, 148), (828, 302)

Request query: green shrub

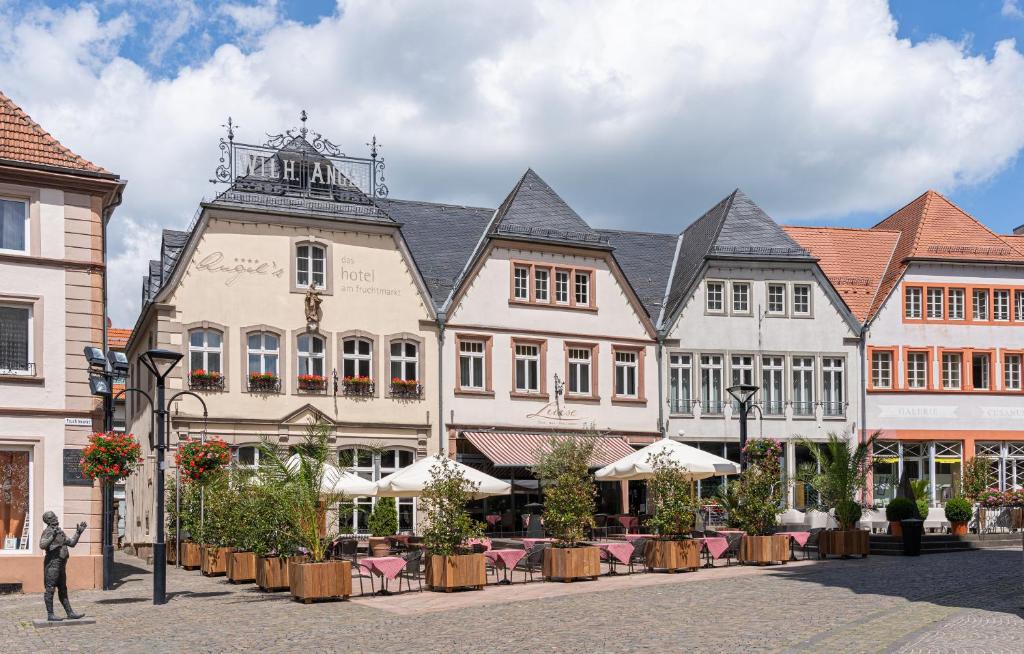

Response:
(644, 451), (700, 537)
(835, 499), (862, 529)
(368, 497), (398, 537)
(734, 456), (783, 536)
(420, 456), (484, 556)
(885, 497), (916, 522)
(943, 497), (973, 523)
(533, 434), (597, 546)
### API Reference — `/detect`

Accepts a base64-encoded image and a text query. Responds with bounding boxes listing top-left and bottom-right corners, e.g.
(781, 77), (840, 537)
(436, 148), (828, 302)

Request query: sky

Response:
(2, 0), (1024, 327)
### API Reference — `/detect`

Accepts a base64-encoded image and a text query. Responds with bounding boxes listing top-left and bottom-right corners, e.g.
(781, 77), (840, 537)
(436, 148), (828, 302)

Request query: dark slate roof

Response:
(664, 189), (812, 321)
(143, 230), (191, 305)
(597, 229), (678, 319)
(380, 198), (495, 310)
(490, 169), (609, 249)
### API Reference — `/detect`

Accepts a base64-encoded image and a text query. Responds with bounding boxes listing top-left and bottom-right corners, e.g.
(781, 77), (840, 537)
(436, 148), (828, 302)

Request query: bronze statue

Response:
(304, 283), (323, 324)
(39, 511), (87, 621)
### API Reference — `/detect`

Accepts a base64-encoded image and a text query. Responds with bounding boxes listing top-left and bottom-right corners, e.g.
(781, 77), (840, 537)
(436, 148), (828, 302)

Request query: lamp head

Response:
(107, 350), (129, 375)
(726, 383), (760, 405)
(88, 373), (111, 396)
(83, 346), (107, 368)
(139, 348), (183, 381)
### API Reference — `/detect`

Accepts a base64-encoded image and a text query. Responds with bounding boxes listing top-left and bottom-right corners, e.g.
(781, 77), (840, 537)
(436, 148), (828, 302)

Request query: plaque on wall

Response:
(63, 449), (93, 486)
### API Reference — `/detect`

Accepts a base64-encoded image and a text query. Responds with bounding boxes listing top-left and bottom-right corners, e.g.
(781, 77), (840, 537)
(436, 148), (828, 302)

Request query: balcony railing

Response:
(791, 401), (815, 417)
(189, 373), (225, 391)
(0, 360), (34, 376)
(342, 379), (375, 397)
(390, 382), (423, 399)
(759, 401), (785, 416)
(702, 400), (724, 415)
(822, 401), (846, 418)
(669, 398), (698, 414)
(247, 376), (281, 394)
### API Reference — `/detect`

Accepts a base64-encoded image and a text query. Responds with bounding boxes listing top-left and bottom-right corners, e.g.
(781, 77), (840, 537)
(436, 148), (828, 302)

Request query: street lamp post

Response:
(139, 348), (183, 606)
(726, 383), (760, 471)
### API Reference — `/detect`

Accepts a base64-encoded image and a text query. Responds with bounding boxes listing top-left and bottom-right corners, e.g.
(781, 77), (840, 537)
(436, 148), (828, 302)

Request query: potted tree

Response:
(943, 497), (972, 536)
(251, 478), (302, 592)
(735, 439), (787, 565)
(367, 497), (399, 556)
(534, 434), (601, 581)
(885, 497), (915, 537)
(169, 479), (204, 570)
(260, 420), (352, 603)
(199, 473), (232, 577)
(224, 471), (262, 584)
(797, 433), (874, 558)
(644, 451), (701, 572)
(421, 456), (487, 591)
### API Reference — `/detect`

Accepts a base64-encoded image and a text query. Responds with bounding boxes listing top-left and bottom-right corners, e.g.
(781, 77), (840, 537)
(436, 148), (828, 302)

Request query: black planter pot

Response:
(900, 518), (923, 556)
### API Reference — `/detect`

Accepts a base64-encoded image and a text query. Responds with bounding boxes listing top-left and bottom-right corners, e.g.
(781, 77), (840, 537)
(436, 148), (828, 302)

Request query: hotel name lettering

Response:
(195, 251), (401, 296)
(241, 154), (355, 188)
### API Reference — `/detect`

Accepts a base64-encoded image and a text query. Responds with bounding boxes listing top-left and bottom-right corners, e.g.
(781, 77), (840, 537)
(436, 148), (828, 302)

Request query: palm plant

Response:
(796, 432), (877, 530)
(714, 482), (743, 529)
(910, 479), (930, 519)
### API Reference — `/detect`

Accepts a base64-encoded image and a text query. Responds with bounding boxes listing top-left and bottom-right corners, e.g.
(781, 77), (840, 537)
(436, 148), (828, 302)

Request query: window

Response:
(700, 354), (723, 414)
(942, 352), (962, 390)
(972, 289), (989, 321)
(295, 243), (325, 289)
(340, 447), (416, 533)
(567, 347), (592, 396)
(614, 350), (639, 398)
(905, 287), (922, 319)
(706, 281), (724, 312)
(731, 282), (750, 313)
(822, 358), (845, 416)
(792, 284), (811, 316)
(669, 353), (692, 412)
(926, 288), (943, 319)
(342, 338), (372, 378)
(297, 333), (325, 377)
(972, 352), (991, 390)
(0, 448), (31, 551)
(948, 288), (965, 320)
(247, 331), (279, 375)
(767, 283), (786, 315)
(188, 328), (222, 388)
(390, 340), (418, 381)
(761, 356), (784, 415)
(514, 343), (541, 393)
(906, 352), (929, 389)
(791, 357), (814, 416)
(458, 340), (486, 390)
(871, 351), (892, 389)
(234, 445), (261, 469)
(554, 271), (570, 304)
(0, 198), (27, 253)
(994, 290), (1010, 321)
(0, 305), (31, 375)
(513, 266), (529, 300)
(534, 268), (549, 302)
(1004, 353), (1021, 391)
(1016, 291), (1024, 322)
(574, 272), (591, 306)
(729, 355), (753, 412)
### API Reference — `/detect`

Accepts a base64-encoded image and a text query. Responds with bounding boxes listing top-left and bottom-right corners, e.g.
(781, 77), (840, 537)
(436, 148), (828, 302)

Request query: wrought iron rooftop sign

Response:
(210, 112), (388, 218)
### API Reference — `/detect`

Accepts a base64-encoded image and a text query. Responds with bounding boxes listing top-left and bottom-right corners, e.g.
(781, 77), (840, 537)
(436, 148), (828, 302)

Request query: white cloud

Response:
(2, 0), (1024, 326)
(218, 0), (281, 37)
(1003, 0), (1024, 19)
(146, 1), (202, 66)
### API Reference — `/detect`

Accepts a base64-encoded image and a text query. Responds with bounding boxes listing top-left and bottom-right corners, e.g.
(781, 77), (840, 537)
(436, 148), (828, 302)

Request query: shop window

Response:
(339, 447), (416, 533)
(0, 449), (30, 551)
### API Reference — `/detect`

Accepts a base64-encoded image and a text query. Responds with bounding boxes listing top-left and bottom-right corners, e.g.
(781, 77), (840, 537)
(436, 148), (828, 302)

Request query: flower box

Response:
(342, 376), (375, 397)
(181, 541), (202, 570)
(817, 529), (869, 559)
(227, 550), (257, 583)
(255, 556), (291, 591)
(644, 539), (700, 572)
(425, 553), (486, 591)
(189, 370), (224, 391)
(201, 545), (231, 576)
(543, 546), (601, 581)
(738, 535), (789, 565)
(290, 560), (352, 603)
(248, 373), (280, 393)
(390, 378), (422, 399)
(297, 374), (326, 392)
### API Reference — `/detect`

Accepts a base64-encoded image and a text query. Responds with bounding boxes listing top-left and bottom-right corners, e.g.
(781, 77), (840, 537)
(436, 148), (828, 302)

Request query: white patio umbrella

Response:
(594, 438), (740, 481)
(283, 453), (378, 496)
(375, 454), (511, 499)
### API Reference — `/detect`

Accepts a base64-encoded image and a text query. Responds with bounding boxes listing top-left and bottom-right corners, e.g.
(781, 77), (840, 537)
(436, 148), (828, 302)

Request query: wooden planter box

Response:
(645, 539), (700, 572)
(543, 546), (601, 581)
(290, 560), (352, 603)
(817, 530), (869, 558)
(738, 535), (789, 565)
(951, 521), (968, 536)
(255, 556), (290, 591)
(425, 553), (486, 592)
(201, 545), (230, 576)
(227, 550), (256, 583)
(181, 541), (202, 570)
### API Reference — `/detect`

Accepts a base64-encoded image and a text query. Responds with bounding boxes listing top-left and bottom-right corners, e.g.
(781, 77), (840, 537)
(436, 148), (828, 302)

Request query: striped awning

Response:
(462, 431), (636, 468)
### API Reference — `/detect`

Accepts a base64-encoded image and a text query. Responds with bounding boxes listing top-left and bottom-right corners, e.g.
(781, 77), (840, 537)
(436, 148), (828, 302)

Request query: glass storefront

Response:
(0, 448), (31, 551)
(871, 440), (963, 506)
(976, 441), (1024, 491)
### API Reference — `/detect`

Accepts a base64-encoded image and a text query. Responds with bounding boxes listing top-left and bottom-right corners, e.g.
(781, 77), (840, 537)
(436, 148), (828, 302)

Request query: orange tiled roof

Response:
(0, 91), (108, 174)
(783, 226), (900, 322)
(108, 328), (131, 350)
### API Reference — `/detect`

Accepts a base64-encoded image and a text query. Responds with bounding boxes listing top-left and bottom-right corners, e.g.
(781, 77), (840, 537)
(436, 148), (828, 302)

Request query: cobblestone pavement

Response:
(1, 548), (1020, 653)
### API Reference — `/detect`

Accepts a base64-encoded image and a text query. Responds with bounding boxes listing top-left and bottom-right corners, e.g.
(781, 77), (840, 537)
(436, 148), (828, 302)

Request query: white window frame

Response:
(699, 354), (724, 414)
(1004, 353), (1021, 391)
(340, 447), (416, 534)
(792, 284), (812, 316)
(614, 350), (638, 398)
(554, 270), (570, 304)
(234, 444), (262, 469)
(905, 287), (922, 319)
(669, 353), (692, 413)
(0, 197), (29, 255)
(767, 283), (786, 316)
(791, 356), (815, 416)
(247, 331), (279, 376)
(390, 340), (419, 382)
(972, 289), (989, 321)
(731, 281), (750, 314)
(0, 303), (32, 376)
(574, 272), (591, 306)
(297, 333), (325, 377)
(705, 281), (725, 313)
(0, 445), (32, 553)
(993, 289), (1010, 322)
(188, 328), (222, 374)
(948, 288), (965, 320)
(729, 354), (754, 413)
(567, 347), (592, 396)
(942, 353), (962, 390)
(513, 266), (530, 301)
(458, 340), (486, 390)
(534, 268), (550, 302)
(822, 357), (845, 417)
(972, 352), (991, 390)
(871, 351), (892, 389)
(295, 243), (326, 289)
(761, 355), (785, 416)
(1016, 290), (1024, 322)
(906, 351), (928, 389)
(926, 288), (943, 320)
(514, 343), (541, 393)
(342, 337), (373, 379)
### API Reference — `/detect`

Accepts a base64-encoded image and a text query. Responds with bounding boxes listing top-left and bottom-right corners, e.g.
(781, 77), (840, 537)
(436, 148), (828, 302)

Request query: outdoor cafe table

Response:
(697, 537), (729, 568)
(359, 556), (407, 595)
(521, 538), (555, 551)
(485, 514), (502, 527)
(596, 542), (634, 575)
(465, 537), (492, 551)
(776, 531), (811, 560)
(484, 549), (527, 584)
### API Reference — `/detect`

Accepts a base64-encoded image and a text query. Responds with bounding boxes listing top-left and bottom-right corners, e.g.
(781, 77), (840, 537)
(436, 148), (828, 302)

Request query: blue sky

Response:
(3, 1), (1024, 325)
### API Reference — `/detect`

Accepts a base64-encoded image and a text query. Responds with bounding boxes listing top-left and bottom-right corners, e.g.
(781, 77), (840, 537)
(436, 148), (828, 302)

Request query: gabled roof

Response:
(783, 226), (900, 322)
(597, 229), (678, 319)
(664, 189), (812, 322)
(0, 91), (111, 175)
(489, 169), (609, 249)
(143, 229), (190, 304)
(381, 198), (494, 310)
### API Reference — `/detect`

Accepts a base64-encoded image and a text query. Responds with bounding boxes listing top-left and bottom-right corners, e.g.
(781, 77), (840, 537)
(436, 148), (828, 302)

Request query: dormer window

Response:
(510, 261), (596, 310)
(296, 243), (325, 289)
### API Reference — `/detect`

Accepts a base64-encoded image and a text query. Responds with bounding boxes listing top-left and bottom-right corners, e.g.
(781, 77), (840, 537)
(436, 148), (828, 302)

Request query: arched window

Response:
(342, 337), (372, 378)
(188, 329), (222, 373)
(296, 243), (325, 289)
(247, 332), (279, 376)
(338, 447), (416, 534)
(297, 333), (325, 377)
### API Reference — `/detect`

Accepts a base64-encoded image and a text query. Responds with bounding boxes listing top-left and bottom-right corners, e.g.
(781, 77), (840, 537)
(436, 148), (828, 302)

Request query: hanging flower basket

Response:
(742, 438), (783, 465)
(80, 431), (143, 483)
(176, 438), (231, 483)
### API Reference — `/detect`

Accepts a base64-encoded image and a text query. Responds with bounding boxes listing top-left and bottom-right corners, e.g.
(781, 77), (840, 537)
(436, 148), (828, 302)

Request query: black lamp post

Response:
(139, 348), (183, 606)
(726, 384), (760, 471)
(84, 346), (129, 591)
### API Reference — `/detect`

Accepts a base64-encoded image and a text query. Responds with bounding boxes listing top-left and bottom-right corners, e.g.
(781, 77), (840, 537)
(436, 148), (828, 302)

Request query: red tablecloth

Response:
(360, 556), (407, 580)
(615, 516), (639, 532)
(623, 533), (656, 542)
(699, 537), (729, 560)
(464, 537), (492, 551)
(484, 548), (527, 570)
(777, 531), (810, 546)
(521, 538), (555, 550)
(597, 542), (635, 565)
(485, 514), (502, 526)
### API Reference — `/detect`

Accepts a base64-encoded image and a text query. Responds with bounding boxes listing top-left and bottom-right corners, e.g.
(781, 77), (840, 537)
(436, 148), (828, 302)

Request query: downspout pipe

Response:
(437, 311), (446, 456)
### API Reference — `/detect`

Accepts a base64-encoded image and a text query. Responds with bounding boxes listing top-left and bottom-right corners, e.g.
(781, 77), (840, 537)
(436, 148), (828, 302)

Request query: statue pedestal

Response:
(32, 617), (96, 628)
